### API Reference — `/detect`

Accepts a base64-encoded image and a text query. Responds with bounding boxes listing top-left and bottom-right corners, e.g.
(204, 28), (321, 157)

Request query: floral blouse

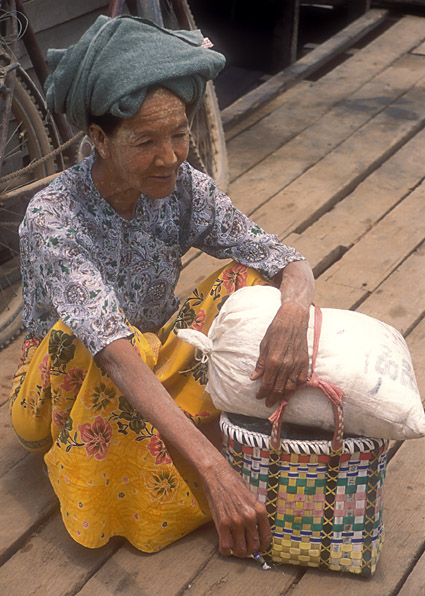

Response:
(20, 157), (304, 356)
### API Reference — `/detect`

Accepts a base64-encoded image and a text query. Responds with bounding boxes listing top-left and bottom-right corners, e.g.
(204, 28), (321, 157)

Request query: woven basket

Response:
(221, 413), (388, 576)
(220, 306), (388, 576)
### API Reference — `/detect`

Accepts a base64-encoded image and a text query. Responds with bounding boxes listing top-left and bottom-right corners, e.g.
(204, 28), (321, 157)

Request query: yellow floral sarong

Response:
(9, 262), (267, 552)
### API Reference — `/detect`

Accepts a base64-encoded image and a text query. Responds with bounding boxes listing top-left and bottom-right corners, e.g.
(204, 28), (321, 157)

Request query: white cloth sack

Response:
(177, 285), (425, 440)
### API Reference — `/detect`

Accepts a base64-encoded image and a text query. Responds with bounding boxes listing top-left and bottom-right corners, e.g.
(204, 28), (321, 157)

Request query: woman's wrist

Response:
(276, 260), (315, 308)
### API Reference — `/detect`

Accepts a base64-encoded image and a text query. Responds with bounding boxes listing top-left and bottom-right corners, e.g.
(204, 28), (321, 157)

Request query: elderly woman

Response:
(10, 16), (314, 559)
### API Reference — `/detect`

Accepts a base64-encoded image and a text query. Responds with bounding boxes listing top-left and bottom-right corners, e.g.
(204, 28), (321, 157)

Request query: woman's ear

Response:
(88, 123), (109, 159)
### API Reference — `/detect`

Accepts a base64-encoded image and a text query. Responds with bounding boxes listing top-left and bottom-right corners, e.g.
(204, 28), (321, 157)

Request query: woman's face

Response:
(91, 88), (190, 200)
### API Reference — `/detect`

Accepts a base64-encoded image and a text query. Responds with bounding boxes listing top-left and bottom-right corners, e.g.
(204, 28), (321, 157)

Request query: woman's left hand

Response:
(250, 301), (310, 407)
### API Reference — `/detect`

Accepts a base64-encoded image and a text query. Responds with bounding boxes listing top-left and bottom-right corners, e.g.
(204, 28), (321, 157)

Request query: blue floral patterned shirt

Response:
(20, 157), (305, 355)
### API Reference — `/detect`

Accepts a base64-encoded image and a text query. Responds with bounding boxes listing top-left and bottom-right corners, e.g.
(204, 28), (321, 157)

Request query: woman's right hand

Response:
(200, 459), (272, 558)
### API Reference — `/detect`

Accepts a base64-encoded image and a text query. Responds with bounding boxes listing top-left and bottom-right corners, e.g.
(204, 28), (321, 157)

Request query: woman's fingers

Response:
(202, 464), (272, 559)
(219, 501), (271, 558)
(252, 305), (310, 404)
(217, 524), (232, 557)
(255, 347), (307, 405)
(263, 356), (309, 407)
(255, 500), (273, 552)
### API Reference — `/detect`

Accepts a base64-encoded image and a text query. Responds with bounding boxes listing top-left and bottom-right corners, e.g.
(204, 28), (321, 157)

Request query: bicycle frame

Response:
(0, 0), (73, 170)
(0, 0), (18, 172)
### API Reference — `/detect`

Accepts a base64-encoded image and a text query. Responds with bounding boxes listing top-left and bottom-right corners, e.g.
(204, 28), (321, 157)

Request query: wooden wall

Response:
(17, 0), (111, 76)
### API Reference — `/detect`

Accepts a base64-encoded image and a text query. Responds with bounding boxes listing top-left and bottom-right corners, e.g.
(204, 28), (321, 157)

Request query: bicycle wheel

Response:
(136, 0), (229, 191)
(0, 54), (60, 348)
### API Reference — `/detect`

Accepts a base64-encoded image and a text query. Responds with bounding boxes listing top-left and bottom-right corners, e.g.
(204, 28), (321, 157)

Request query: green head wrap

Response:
(44, 15), (226, 133)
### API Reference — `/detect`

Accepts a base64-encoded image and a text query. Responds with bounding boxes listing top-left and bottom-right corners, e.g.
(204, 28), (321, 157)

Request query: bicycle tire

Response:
(0, 55), (59, 349)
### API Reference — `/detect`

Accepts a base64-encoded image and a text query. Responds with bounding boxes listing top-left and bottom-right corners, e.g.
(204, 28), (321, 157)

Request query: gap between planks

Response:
(241, 77), (425, 237)
(312, 191), (425, 311)
(220, 8), (390, 132)
(226, 15), (425, 184)
(283, 127), (425, 278)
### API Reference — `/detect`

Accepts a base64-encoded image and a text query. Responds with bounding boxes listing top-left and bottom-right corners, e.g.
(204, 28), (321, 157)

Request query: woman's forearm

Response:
(95, 338), (223, 477)
(95, 337), (272, 557)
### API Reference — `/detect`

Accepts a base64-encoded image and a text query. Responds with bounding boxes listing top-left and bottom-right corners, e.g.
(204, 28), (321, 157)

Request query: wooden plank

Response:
(22, 0), (108, 34)
(0, 333), (29, 478)
(0, 333), (22, 405)
(0, 515), (120, 596)
(289, 437), (425, 596)
(356, 243), (425, 336)
(246, 78), (425, 236)
(221, 8), (389, 131)
(179, 130), (425, 325)
(0, 455), (57, 565)
(283, 127), (425, 276)
(0, 402), (28, 479)
(405, 317), (425, 397)
(228, 18), (425, 182)
(397, 550), (425, 596)
(74, 524), (218, 596)
(225, 81), (313, 142)
(313, 184), (425, 309)
(230, 56), (425, 216)
(179, 553), (301, 596)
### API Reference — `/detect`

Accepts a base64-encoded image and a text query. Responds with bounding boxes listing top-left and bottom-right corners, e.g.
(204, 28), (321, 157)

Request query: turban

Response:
(44, 15), (226, 133)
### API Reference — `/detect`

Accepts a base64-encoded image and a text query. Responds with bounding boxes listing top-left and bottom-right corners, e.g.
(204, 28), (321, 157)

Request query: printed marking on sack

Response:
(370, 345), (417, 394)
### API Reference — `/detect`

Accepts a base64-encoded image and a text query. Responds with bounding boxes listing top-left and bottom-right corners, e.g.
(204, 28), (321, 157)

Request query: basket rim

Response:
(220, 412), (388, 455)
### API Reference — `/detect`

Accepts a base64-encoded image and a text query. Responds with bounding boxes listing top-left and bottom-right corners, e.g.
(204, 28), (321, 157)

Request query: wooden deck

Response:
(1, 9), (425, 596)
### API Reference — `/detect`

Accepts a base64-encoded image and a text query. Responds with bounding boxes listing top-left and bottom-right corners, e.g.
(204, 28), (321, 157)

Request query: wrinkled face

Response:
(93, 88), (190, 200)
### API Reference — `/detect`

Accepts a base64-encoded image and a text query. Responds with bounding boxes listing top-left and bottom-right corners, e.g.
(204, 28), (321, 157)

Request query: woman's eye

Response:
(136, 139), (152, 147)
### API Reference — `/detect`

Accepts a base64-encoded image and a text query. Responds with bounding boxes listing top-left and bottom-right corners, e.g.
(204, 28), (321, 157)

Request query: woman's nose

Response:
(155, 140), (178, 167)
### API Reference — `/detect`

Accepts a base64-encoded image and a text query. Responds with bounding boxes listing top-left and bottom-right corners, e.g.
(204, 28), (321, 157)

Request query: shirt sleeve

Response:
(178, 163), (306, 279)
(20, 196), (132, 356)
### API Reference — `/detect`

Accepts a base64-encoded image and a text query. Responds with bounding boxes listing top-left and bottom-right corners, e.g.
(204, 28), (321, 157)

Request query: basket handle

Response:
(268, 305), (344, 451)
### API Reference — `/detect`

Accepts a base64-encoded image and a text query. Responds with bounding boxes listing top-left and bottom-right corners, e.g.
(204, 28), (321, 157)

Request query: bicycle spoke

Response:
(3, 143), (26, 162)
(3, 133), (28, 162)
(3, 120), (22, 147)
(0, 264), (19, 290)
(0, 234), (19, 251)
(0, 204), (28, 217)
(0, 224), (20, 254)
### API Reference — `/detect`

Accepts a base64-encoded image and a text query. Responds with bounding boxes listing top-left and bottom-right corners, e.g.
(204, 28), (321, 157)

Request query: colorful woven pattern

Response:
(221, 413), (388, 576)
